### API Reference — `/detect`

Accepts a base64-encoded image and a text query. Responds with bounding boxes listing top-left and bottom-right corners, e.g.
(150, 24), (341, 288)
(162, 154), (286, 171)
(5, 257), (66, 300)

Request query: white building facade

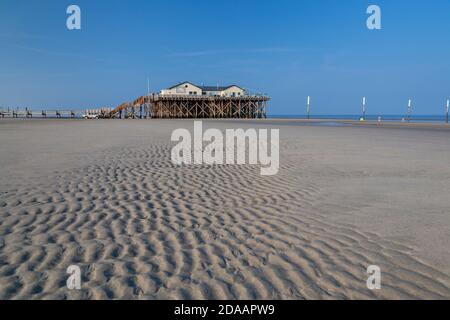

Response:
(160, 82), (246, 97)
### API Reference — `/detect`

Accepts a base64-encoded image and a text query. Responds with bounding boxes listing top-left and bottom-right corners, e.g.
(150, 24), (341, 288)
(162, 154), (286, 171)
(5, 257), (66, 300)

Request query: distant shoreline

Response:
(1, 116), (450, 130)
(219, 118), (450, 130)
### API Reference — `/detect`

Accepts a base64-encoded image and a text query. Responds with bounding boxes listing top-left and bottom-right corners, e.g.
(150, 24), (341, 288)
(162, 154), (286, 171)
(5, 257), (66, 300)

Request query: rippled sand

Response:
(0, 119), (449, 299)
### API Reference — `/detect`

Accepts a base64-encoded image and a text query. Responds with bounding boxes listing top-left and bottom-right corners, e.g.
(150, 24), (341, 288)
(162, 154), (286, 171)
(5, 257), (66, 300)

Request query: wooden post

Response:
(264, 99), (267, 118)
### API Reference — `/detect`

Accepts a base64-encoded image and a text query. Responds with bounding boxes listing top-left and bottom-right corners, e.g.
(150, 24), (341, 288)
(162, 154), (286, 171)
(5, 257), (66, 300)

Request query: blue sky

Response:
(1, 0), (450, 115)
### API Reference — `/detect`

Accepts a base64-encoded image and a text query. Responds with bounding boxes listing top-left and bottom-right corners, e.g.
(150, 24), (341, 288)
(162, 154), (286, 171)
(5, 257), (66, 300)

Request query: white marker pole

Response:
(362, 97), (366, 120)
(446, 99), (449, 124)
(307, 96), (311, 119)
(407, 99), (412, 122)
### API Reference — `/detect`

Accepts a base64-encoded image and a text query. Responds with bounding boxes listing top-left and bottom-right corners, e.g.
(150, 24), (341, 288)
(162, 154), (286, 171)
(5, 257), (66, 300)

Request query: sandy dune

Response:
(0, 119), (449, 299)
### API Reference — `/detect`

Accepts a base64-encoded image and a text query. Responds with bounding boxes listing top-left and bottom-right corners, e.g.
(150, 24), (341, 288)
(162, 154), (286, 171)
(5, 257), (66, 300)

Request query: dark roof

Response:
(167, 81), (200, 90)
(200, 86), (231, 91)
(167, 82), (244, 92)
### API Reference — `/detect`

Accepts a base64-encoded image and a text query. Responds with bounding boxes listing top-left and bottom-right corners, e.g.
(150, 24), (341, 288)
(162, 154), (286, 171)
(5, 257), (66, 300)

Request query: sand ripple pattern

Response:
(0, 144), (449, 299)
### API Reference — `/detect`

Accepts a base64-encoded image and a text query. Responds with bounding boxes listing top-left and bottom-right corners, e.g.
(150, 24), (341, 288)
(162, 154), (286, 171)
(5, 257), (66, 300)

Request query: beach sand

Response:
(0, 119), (449, 299)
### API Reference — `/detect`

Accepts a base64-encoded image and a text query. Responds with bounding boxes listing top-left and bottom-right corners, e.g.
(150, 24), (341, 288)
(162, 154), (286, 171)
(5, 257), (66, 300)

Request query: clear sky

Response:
(1, 0), (449, 115)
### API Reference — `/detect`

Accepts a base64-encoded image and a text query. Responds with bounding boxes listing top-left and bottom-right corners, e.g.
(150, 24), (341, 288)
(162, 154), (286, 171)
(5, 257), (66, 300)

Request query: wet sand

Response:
(0, 119), (449, 299)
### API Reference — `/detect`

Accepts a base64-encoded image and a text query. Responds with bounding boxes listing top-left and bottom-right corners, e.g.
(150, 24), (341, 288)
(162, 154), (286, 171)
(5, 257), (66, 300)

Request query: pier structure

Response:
(108, 94), (269, 119)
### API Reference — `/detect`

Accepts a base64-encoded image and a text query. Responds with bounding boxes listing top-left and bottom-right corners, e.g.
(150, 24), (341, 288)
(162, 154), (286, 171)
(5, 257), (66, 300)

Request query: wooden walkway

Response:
(0, 95), (270, 120)
(0, 108), (76, 118)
